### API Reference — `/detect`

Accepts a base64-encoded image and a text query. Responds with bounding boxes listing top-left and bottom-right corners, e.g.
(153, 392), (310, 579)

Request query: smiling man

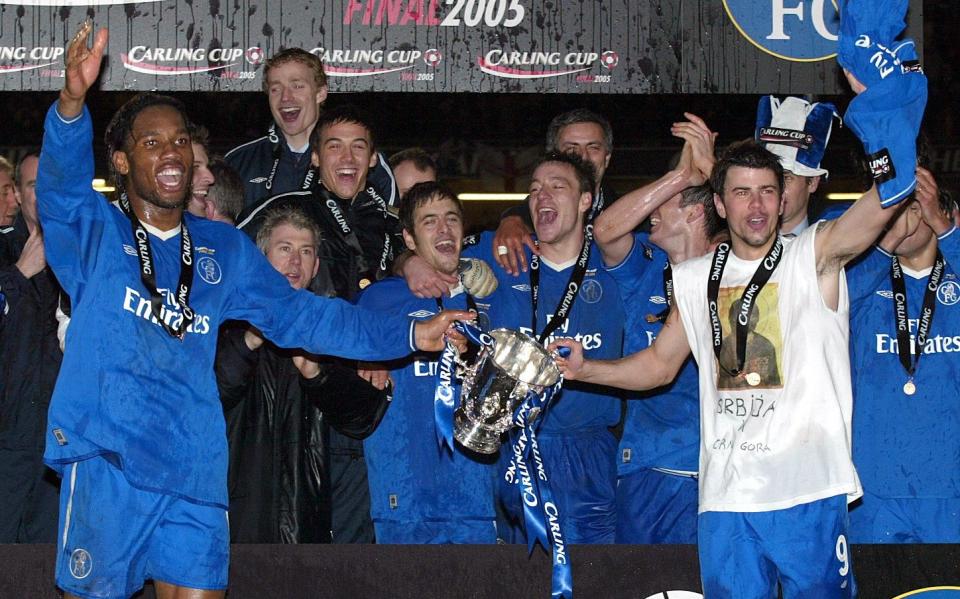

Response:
(236, 105), (405, 543)
(37, 23), (466, 598)
(226, 48), (398, 211)
(358, 182), (498, 544)
(218, 206), (392, 544)
(447, 151), (625, 545)
(185, 124), (215, 218)
(552, 138), (912, 597)
(238, 105), (400, 300)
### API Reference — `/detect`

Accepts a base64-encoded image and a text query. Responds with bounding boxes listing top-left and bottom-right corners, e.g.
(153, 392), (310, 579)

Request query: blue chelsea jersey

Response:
(846, 229), (960, 499)
(358, 277), (496, 522)
(605, 233), (700, 475)
(36, 104), (417, 508)
(465, 231), (624, 434)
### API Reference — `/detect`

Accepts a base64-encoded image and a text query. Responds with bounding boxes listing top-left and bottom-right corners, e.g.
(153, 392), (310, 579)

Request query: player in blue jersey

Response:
(39, 23), (467, 599)
(592, 114), (721, 543)
(455, 152), (625, 544)
(846, 166), (960, 543)
(358, 182), (498, 543)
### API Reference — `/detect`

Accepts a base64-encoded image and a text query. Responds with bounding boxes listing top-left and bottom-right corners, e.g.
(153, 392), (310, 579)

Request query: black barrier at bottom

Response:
(1, 544), (957, 598)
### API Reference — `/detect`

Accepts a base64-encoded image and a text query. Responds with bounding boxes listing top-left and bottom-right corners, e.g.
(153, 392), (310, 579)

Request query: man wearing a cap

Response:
(755, 96), (839, 236)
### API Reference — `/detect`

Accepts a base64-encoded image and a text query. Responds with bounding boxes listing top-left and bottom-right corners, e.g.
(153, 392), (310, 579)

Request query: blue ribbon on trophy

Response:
(505, 378), (573, 598)
(433, 321), (493, 450)
(435, 321), (573, 598)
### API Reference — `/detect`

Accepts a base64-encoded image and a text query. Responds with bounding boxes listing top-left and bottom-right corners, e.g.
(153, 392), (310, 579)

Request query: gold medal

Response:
(745, 372), (761, 387)
(903, 380), (917, 396)
(358, 278), (371, 290)
(645, 314), (658, 324)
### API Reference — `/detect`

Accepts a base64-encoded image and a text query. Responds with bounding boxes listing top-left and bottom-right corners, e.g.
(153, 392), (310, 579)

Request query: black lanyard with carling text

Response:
(264, 124), (316, 192)
(529, 227), (593, 344)
(706, 237), (783, 380)
(120, 192), (195, 339)
(435, 293), (479, 315)
(891, 250), (944, 395)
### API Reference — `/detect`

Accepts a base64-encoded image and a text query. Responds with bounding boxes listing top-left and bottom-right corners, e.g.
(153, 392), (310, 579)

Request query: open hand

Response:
(60, 21), (108, 118)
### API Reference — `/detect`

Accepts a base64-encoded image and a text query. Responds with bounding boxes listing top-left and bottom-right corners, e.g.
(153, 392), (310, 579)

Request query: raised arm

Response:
(594, 113), (715, 266)
(550, 304), (691, 392)
(36, 22), (110, 298)
(58, 22), (108, 120)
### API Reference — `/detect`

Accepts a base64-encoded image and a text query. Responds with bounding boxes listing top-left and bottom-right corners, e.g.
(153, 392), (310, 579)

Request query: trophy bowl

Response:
(454, 328), (561, 454)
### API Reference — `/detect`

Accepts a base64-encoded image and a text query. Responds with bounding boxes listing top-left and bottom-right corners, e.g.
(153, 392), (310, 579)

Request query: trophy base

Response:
(453, 408), (502, 454)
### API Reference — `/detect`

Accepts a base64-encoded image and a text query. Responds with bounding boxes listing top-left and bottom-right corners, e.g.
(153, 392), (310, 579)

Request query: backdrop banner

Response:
(0, 0), (921, 93)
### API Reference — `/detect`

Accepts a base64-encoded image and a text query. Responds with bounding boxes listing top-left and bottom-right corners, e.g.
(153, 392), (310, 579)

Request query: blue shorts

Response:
(698, 495), (856, 599)
(616, 468), (698, 544)
(56, 457), (229, 599)
(374, 518), (497, 544)
(497, 428), (617, 545)
(848, 492), (960, 543)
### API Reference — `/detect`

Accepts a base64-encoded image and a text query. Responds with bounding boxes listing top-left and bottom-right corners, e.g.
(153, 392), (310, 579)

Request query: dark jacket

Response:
(0, 216), (63, 543)
(225, 123), (399, 212)
(236, 184), (404, 302)
(0, 217), (63, 451)
(216, 325), (389, 543)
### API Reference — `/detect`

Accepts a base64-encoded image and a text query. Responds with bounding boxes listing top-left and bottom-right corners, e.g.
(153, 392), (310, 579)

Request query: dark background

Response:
(1, 1), (957, 230)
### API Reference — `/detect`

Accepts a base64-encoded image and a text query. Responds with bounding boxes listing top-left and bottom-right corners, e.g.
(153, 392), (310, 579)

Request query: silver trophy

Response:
(454, 328), (561, 454)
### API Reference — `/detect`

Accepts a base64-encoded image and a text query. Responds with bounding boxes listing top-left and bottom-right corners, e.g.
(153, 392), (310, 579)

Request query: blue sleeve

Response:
(845, 245), (891, 307)
(838, 0), (926, 206)
(36, 103), (112, 299)
(356, 278), (410, 316)
(223, 235), (418, 361)
(461, 230), (494, 261)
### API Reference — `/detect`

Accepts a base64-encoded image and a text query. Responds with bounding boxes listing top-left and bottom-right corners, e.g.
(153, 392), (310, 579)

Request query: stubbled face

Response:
(403, 195), (464, 276)
(649, 192), (687, 250)
(0, 169), (18, 226)
(15, 155), (38, 226)
(714, 166), (783, 258)
(555, 122), (610, 186)
(266, 60), (327, 146)
(780, 171), (818, 232)
(264, 223), (320, 290)
(313, 120), (378, 200)
(187, 143), (214, 217)
(528, 161), (591, 246)
(114, 105), (193, 210)
(394, 160), (437, 198)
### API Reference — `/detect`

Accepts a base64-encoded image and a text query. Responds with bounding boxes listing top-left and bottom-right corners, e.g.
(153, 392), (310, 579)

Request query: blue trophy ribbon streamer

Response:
(505, 379), (573, 598)
(433, 340), (459, 450)
(434, 321), (494, 450)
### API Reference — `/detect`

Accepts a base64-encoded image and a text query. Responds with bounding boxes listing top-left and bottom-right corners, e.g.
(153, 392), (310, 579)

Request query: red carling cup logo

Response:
(601, 51), (619, 70)
(245, 47), (264, 65)
(424, 48), (442, 68)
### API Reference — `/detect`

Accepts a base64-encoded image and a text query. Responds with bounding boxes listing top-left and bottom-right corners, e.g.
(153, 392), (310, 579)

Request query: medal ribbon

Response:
(264, 124), (316, 192)
(706, 237), (783, 377)
(119, 192), (195, 340)
(890, 251), (944, 383)
(530, 225), (593, 344)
